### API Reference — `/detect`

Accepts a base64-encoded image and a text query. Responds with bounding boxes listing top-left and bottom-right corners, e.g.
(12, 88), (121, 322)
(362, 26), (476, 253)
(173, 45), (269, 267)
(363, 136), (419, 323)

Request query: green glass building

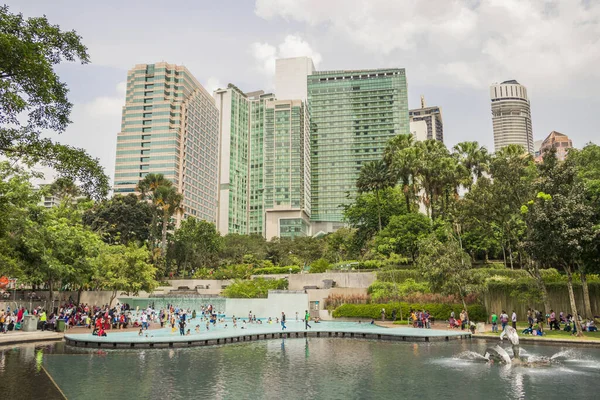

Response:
(214, 85), (275, 235)
(215, 87), (310, 238)
(307, 69), (409, 226)
(113, 62), (219, 222)
(263, 99), (311, 239)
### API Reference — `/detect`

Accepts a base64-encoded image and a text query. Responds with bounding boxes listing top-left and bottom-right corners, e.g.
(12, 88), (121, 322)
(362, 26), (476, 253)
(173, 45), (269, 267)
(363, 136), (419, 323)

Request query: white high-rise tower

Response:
(490, 80), (534, 154)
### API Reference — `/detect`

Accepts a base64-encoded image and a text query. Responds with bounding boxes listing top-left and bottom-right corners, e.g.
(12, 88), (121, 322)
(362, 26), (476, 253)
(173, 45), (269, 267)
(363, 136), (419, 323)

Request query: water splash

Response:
(455, 350), (488, 361)
(551, 348), (582, 360)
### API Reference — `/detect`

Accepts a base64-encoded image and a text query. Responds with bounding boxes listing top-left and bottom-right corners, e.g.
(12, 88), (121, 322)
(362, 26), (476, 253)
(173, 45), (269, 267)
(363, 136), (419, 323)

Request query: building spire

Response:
(420, 95), (426, 109)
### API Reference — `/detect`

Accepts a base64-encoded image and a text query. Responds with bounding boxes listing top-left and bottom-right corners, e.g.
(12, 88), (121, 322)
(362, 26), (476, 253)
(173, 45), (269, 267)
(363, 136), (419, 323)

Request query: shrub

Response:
(332, 302), (487, 322)
(253, 266), (301, 275)
(222, 278), (288, 298)
(376, 269), (426, 283)
(193, 264), (253, 280)
(367, 279), (430, 302)
(309, 258), (330, 273)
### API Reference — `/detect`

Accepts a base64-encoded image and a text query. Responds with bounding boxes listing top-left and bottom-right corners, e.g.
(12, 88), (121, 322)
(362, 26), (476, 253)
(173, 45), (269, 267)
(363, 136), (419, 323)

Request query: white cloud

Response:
(254, 0), (600, 92)
(82, 82), (126, 118)
(205, 76), (225, 94)
(251, 34), (322, 78)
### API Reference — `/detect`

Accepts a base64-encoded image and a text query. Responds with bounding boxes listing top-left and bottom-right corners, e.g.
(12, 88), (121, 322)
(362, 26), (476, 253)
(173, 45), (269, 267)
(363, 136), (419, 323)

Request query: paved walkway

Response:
(65, 320), (471, 348)
(0, 331), (63, 346)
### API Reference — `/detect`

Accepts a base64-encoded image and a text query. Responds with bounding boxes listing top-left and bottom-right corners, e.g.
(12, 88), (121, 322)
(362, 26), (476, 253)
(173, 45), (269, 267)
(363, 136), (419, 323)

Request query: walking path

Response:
(65, 320), (471, 348)
(0, 331), (63, 346)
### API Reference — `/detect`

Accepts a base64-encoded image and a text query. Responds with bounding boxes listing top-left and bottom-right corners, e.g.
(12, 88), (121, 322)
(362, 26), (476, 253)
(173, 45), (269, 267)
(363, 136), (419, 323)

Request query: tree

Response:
(344, 186), (407, 251)
(154, 185), (183, 254)
(82, 194), (154, 245)
(324, 228), (359, 263)
(356, 159), (395, 232)
(136, 173), (181, 255)
(416, 233), (476, 317)
(92, 243), (157, 306)
(522, 151), (597, 336)
(462, 145), (536, 269)
(372, 213), (432, 261)
(0, 6), (108, 199)
(453, 141), (489, 190)
(171, 218), (222, 275)
(21, 207), (103, 304)
(0, 162), (42, 276)
(413, 140), (460, 219)
(48, 177), (81, 202)
(219, 234), (267, 265)
(384, 134), (418, 211)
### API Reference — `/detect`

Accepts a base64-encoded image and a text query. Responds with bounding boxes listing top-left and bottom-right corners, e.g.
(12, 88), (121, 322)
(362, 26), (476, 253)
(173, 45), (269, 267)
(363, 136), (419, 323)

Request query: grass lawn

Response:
(481, 322), (600, 342)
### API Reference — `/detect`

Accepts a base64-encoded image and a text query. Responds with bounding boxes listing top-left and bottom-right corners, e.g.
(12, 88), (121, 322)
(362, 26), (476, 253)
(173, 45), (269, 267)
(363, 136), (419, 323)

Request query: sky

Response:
(7, 0), (600, 183)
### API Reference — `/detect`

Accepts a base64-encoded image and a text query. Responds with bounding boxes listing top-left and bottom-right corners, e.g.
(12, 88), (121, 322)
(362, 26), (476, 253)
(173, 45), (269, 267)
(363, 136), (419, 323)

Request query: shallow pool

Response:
(1, 338), (599, 399)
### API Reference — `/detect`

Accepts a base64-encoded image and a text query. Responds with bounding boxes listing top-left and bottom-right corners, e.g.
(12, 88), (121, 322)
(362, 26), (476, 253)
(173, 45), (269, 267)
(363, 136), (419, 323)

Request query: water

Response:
(1, 339), (599, 399)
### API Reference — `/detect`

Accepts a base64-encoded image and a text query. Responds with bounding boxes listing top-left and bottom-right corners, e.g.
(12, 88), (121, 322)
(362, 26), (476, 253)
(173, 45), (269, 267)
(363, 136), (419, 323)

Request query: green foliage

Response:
(253, 266), (301, 275)
(368, 279), (430, 302)
(332, 302), (487, 322)
(82, 194), (153, 245)
(171, 218), (223, 274)
(377, 269), (426, 283)
(91, 243), (157, 302)
(0, 6), (108, 199)
(416, 233), (477, 303)
(220, 234), (267, 265)
(309, 258), (331, 273)
(372, 212), (432, 260)
(222, 278), (289, 298)
(343, 186), (407, 250)
(193, 264), (253, 280)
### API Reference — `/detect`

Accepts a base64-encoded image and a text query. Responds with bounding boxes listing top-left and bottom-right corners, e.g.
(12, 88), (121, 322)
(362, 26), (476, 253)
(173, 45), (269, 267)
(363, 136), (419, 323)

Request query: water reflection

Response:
(0, 339), (599, 400)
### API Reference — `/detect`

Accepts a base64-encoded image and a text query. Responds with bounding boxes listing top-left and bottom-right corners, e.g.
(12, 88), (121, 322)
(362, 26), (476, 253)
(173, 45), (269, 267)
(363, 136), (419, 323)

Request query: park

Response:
(1, 3), (599, 399)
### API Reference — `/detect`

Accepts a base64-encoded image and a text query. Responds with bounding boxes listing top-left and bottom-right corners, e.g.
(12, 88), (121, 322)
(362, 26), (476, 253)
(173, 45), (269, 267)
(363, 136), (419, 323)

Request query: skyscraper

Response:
(409, 95), (443, 142)
(113, 62), (219, 222)
(490, 80), (534, 154)
(263, 99), (311, 239)
(535, 131), (573, 162)
(307, 68), (409, 229)
(275, 57), (315, 101)
(214, 85), (274, 235)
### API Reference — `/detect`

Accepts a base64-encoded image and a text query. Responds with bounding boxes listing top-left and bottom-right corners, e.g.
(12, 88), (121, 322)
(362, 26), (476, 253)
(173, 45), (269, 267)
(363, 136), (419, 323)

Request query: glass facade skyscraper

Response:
(214, 85), (275, 235)
(263, 99), (311, 239)
(307, 69), (409, 224)
(113, 62), (219, 222)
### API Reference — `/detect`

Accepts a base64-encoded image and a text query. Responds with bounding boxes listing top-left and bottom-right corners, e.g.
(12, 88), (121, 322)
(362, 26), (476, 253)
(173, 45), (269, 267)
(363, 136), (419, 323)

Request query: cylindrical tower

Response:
(490, 80), (533, 154)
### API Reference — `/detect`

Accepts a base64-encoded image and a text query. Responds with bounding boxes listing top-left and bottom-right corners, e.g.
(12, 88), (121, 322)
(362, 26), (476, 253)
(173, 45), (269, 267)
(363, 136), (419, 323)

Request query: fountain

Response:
(483, 326), (553, 367)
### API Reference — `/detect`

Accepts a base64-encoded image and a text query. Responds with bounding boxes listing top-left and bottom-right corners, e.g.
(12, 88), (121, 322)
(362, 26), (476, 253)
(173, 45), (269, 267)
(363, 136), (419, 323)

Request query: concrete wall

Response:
(306, 287), (368, 311)
(288, 272), (375, 290)
(225, 291), (308, 320)
(167, 279), (231, 294)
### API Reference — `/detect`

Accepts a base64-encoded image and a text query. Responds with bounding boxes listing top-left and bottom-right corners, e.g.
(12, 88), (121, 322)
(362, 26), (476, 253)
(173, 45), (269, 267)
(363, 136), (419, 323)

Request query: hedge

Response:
(332, 302), (487, 322)
(376, 270), (427, 283)
(253, 266), (301, 275)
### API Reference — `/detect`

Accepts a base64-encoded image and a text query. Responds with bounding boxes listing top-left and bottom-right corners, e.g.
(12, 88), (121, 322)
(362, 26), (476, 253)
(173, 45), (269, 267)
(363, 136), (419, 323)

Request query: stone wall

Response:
(224, 292), (309, 320)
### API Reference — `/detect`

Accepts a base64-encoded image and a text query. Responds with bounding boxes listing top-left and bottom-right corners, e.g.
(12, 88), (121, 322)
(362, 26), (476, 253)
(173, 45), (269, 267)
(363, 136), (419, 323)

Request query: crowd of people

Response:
(488, 308), (598, 336)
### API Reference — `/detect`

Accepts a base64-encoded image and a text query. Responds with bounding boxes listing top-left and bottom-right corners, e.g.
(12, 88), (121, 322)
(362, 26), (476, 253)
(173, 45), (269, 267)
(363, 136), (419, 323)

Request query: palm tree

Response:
(453, 141), (490, 190)
(384, 134), (418, 211)
(136, 173), (172, 200)
(154, 185), (183, 255)
(356, 159), (394, 232)
(49, 177), (81, 202)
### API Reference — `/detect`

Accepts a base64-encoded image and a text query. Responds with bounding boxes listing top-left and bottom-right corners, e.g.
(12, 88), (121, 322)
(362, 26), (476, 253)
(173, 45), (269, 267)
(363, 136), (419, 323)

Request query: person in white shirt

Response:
(511, 311), (517, 330)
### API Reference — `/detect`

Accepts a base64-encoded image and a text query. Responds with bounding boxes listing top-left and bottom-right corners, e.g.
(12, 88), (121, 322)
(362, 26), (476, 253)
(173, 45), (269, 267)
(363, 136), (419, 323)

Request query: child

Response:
(186, 329), (191, 336)
(138, 328), (143, 336)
